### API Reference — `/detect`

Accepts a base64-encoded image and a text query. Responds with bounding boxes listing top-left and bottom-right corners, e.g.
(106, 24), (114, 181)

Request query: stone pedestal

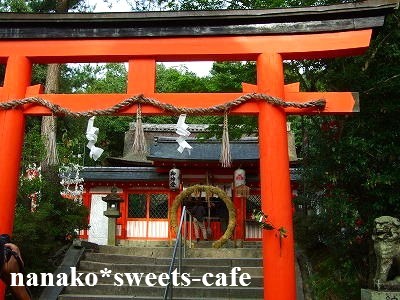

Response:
(361, 289), (400, 300)
(107, 218), (117, 246)
(104, 209), (120, 246)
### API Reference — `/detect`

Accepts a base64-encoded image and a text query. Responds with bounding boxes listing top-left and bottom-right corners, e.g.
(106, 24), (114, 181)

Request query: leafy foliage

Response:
(60, 63), (127, 94)
(0, 0), (90, 12)
(155, 62), (258, 138)
(156, 63), (209, 92)
(14, 165), (88, 274)
(293, 10), (400, 298)
(15, 119), (89, 280)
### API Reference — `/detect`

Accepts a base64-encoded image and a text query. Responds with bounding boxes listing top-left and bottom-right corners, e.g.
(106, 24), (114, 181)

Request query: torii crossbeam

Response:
(0, 1), (397, 299)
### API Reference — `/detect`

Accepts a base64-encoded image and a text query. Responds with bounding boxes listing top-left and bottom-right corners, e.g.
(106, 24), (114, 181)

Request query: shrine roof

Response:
(148, 137), (260, 162)
(0, 0), (397, 39)
(148, 136), (300, 162)
(81, 167), (168, 182)
(80, 166), (301, 182)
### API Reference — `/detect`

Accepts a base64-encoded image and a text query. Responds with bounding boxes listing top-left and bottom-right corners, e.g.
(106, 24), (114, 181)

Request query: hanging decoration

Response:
(220, 111), (231, 168)
(176, 136), (192, 154)
(176, 114), (191, 136)
(131, 103), (147, 159)
(169, 167), (180, 191)
(251, 209), (288, 256)
(234, 168), (250, 198)
(170, 185), (236, 249)
(26, 163), (41, 180)
(21, 163), (42, 212)
(59, 163), (84, 203)
(234, 168), (246, 187)
(86, 116), (104, 161)
(175, 114), (192, 154)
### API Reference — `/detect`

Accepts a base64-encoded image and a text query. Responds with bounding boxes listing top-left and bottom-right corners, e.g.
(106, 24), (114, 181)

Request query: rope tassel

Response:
(220, 111), (232, 168)
(132, 104), (147, 159)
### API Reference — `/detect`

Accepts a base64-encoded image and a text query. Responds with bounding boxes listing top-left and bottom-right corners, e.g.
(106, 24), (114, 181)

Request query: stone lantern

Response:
(102, 186), (123, 246)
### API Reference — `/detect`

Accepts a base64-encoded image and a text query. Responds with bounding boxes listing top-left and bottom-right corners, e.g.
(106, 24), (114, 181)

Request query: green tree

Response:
(156, 63), (209, 92)
(12, 117), (88, 297)
(0, 0), (90, 12)
(293, 10), (400, 299)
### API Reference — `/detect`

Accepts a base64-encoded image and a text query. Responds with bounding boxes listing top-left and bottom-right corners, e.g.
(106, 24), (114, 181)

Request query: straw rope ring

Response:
(170, 185), (236, 249)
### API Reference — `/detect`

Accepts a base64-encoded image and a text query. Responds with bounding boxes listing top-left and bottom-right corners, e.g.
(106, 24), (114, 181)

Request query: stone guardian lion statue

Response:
(373, 216), (400, 289)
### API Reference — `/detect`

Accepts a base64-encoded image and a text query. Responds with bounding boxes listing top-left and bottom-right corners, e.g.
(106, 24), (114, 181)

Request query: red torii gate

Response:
(0, 1), (397, 299)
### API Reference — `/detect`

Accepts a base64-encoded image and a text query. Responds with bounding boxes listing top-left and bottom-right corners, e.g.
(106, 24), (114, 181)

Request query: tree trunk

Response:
(41, 64), (60, 169)
(41, 0), (69, 169)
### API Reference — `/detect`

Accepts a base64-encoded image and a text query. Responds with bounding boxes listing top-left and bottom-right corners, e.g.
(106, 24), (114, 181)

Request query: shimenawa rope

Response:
(0, 93), (325, 116)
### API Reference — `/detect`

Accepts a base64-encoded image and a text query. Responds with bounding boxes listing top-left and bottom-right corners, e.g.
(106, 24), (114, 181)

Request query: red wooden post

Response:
(0, 56), (31, 233)
(233, 194), (245, 243)
(0, 55), (31, 299)
(257, 53), (296, 300)
(170, 190), (180, 241)
(127, 59), (156, 94)
(119, 191), (128, 240)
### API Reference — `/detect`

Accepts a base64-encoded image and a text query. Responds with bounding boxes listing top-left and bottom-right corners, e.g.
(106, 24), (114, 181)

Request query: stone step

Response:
(186, 240), (237, 248)
(77, 272), (264, 287)
(98, 245), (173, 257)
(116, 240), (262, 249)
(62, 284), (263, 299)
(59, 295), (249, 300)
(98, 245), (261, 259)
(84, 253), (263, 267)
(186, 247), (261, 258)
(242, 241), (262, 248)
(79, 261), (263, 277)
(58, 244), (264, 300)
(117, 240), (172, 247)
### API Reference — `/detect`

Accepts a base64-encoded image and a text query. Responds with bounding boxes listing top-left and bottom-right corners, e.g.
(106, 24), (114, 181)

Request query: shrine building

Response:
(80, 122), (300, 245)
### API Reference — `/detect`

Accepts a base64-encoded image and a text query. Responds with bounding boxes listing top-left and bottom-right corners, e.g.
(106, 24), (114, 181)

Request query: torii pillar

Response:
(258, 53), (295, 299)
(0, 56), (30, 233)
(0, 56), (31, 295)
